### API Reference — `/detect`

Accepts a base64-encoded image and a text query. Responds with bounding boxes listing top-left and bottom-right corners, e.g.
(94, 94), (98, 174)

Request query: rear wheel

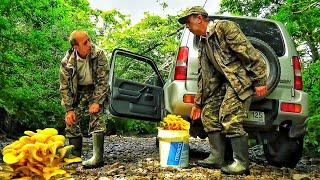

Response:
(263, 128), (303, 167)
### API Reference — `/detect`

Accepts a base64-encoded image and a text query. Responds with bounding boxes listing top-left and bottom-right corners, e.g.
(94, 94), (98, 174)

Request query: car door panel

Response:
(109, 49), (164, 122)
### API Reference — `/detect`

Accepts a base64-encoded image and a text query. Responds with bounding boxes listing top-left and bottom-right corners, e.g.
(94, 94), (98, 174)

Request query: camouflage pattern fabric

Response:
(194, 20), (267, 108)
(201, 83), (251, 137)
(60, 44), (109, 138)
(195, 20), (266, 137)
(194, 43), (224, 107)
(178, 6), (208, 24)
(60, 44), (109, 112)
(65, 88), (107, 138)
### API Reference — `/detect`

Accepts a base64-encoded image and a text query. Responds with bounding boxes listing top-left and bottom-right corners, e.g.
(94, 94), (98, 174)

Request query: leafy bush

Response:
(302, 60), (320, 156)
(304, 115), (320, 156)
(106, 117), (157, 135)
(0, 0), (94, 131)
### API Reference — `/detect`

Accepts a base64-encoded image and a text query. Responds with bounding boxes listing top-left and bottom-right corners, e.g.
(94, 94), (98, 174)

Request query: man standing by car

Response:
(178, 6), (267, 175)
(60, 30), (109, 168)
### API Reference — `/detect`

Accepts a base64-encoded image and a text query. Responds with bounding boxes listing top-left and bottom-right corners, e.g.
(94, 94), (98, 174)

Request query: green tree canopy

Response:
(0, 0), (181, 132)
(99, 12), (181, 79)
(0, 0), (108, 129)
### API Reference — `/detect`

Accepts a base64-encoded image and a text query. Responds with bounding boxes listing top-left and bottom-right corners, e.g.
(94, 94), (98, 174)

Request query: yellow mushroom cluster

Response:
(1, 128), (81, 180)
(161, 114), (190, 130)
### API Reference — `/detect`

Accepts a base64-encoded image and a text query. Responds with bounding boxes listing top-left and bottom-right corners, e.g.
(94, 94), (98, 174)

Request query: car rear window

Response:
(194, 16), (285, 57)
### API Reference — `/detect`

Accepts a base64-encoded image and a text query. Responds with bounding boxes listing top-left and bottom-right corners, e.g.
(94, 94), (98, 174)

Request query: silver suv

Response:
(108, 15), (308, 167)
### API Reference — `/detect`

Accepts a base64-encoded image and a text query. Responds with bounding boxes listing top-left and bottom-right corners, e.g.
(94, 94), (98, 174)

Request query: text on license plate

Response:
(247, 111), (265, 122)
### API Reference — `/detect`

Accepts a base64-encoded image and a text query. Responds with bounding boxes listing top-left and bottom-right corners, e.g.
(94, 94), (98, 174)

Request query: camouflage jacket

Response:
(195, 20), (267, 107)
(59, 45), (110, 111)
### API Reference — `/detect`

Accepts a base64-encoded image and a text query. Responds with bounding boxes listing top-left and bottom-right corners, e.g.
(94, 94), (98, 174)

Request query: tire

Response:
(247, 37), (281, 99)
(263, 129), (303, 168)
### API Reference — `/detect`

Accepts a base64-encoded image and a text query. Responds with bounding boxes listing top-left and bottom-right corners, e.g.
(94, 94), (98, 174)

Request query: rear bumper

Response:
(275, 90), (308, 137)
(164, 81), (308, 138)
(274, 90), (308, 125)
(242, 90), (308, 138)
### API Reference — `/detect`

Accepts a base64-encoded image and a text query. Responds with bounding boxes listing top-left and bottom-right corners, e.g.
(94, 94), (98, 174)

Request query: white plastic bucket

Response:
(158, 128), (189, 168)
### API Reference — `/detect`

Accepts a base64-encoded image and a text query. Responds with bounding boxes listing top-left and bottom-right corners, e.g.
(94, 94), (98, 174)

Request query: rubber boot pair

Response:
(221, 135), (250, 175)
(197, 132), (225, 168)
(197, 133), (250, 175)
(82, 133), (104, 168)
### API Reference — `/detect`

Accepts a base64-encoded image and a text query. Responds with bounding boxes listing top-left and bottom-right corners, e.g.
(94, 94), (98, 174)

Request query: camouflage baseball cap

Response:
(178, 6), (208, 24)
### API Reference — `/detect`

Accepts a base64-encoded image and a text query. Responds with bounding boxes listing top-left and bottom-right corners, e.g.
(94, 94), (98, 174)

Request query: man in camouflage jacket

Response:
(178, 6), (267, 175)
(60, 30), (109, 168)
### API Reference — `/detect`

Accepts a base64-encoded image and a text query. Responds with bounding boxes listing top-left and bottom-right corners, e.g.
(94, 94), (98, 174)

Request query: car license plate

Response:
(247, 111), (265, 122)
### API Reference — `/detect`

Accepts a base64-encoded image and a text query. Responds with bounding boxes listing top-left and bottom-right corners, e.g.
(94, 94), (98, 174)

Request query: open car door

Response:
(109, 49), (164, 122)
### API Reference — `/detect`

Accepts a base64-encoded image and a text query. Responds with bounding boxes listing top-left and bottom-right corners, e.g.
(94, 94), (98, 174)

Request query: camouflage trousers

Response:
(65, 88), (107, 138)
(201, 83), (251, 138)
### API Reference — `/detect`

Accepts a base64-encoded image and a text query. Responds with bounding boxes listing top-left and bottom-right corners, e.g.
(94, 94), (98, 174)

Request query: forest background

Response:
(0, 0), (319, 156)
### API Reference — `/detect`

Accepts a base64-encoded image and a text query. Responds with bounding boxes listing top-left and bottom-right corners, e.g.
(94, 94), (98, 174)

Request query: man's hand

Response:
(190, 106), (201, 121)
(255, 85), (267, 97)
(65, 110), (76, 126)
(89, 103), (100, 114)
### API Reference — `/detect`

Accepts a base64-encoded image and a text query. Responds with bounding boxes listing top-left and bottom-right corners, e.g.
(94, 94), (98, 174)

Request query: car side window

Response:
(114, 54), (160, 86)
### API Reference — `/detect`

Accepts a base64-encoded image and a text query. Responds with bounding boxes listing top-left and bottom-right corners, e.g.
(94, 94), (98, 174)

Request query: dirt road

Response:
(69, 135), (320, 179)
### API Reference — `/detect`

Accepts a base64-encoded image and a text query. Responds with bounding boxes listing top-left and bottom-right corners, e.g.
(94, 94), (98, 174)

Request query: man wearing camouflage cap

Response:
(178, 6), (267, 175)
(60, 30), (109, 168)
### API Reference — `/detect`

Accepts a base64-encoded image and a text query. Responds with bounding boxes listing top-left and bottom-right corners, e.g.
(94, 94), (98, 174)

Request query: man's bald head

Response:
(68, 30), (92, 58)
(69, 30), (89, 47)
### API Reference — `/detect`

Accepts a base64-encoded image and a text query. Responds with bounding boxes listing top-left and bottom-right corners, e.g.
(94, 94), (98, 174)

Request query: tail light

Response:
(174, 47), (189, 80)
(280, 102), (301, 113)
(183, 94), (195, 104)
(292, 56), (303, 90)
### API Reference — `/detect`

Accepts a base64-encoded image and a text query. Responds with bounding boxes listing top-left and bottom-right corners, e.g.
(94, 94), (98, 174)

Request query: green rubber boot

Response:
(82, 133), (104, 168)
(221, 135), (250, 175)
(197, 132), (225, 168)
(68, 136), (82, 157)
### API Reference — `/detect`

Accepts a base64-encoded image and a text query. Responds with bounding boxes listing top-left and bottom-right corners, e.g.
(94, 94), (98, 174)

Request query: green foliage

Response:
(303, 61), (320, 115)
(304, 115), (320, 156)
(219, 0), (285, 17)
(107, 117), (157, 135)
(114, 55), (158, 85)
(303, 60), (320, 156)
(271, 0), (320, 61)
(0, 0), (180, 135)
(100, 13), (181, 79)
(0, 0), (95, 129)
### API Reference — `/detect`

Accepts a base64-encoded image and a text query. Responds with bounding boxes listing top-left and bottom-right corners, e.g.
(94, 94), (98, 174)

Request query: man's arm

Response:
(191, 50), (203, 120)
(59, 60), (74, 111)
